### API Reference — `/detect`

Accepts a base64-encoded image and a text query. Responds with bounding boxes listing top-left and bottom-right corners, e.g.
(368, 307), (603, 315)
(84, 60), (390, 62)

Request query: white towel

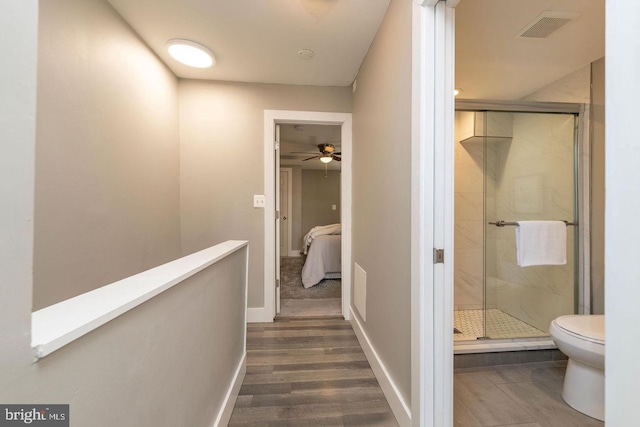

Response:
(515, 221), (567, 267)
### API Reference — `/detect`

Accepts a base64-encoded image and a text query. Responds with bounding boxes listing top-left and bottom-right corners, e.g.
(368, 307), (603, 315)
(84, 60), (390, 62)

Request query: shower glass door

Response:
(483, 111), (579, 339)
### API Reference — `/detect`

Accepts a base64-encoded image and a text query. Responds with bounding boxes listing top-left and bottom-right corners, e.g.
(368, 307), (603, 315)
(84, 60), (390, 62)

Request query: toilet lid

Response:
(554, 315), (605, 344)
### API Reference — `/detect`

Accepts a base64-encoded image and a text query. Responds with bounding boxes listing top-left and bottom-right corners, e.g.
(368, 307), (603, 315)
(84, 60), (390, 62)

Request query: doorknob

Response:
(282, 216), (287, 221)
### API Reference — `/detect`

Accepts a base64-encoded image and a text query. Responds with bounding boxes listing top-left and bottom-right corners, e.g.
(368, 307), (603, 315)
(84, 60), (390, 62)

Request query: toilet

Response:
(549, 314), (605, 421)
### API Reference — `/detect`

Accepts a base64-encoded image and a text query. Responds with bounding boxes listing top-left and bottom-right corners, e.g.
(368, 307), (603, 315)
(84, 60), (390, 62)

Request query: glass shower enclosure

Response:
(454, 101), (582, 343)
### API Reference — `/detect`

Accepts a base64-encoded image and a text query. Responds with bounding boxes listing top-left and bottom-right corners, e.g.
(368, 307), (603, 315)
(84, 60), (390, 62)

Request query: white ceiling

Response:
(456, 0), (605, 100)
(106, 0), (604, 99)
(107, 0), (391, 86)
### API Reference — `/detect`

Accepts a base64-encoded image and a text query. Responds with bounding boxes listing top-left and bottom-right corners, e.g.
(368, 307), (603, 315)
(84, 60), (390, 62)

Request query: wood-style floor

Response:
(228, 318), (399, 426)
(455, 361), (604, 427)
(229, 318), (602, 426)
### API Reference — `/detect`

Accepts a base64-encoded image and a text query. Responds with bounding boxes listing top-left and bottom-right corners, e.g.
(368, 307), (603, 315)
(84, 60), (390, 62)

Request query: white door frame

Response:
(275, 125), (281, 315)
(412, 0), (456, 426)
(264, 110), (352, 321)
(279, 167), (296, 257)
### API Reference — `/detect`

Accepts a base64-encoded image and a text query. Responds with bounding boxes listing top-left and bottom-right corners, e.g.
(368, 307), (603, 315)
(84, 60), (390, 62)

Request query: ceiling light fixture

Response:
(298, 49), (315, 60)
(320, 155), (333, 164)
(454, 88), (462, 96)
(166, 39), (215, 68)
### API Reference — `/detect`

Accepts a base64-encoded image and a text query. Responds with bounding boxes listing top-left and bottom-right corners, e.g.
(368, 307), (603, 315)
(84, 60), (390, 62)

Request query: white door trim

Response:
(279, 167), (297, 257)
(264, 110), (352, 322)
(275, 125), (281, 316)
(411, 1), (455, 426)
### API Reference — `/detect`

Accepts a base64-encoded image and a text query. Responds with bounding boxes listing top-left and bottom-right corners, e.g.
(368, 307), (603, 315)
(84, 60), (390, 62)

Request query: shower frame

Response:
(454, 99), (591, 352)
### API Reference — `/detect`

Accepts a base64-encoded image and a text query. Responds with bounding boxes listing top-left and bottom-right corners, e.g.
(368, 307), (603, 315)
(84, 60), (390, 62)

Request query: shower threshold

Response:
(454, 336), (557, 354)
(454, 308), (548, 340)
(454, 308), (556, 354)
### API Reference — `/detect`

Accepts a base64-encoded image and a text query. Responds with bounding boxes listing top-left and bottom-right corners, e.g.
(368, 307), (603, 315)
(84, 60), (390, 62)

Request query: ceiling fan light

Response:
(320, 156), (333, 164)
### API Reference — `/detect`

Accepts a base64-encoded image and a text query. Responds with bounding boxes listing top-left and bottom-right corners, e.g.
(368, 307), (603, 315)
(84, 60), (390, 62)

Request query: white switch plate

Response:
(253, 195), (266, 208)
(332, 204), (337, 210)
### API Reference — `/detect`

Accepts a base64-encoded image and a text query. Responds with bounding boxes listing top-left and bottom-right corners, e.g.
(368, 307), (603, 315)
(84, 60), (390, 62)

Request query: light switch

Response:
(253, 195), (266, 208)
(332, 204), (337, 211)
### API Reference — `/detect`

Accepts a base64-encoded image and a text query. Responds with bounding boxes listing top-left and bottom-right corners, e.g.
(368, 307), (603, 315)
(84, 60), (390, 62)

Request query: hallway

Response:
(228, 318), (398, 426)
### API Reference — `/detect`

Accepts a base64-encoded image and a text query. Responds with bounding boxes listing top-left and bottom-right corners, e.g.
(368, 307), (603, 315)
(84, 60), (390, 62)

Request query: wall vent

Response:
(517, 11), (582, 39)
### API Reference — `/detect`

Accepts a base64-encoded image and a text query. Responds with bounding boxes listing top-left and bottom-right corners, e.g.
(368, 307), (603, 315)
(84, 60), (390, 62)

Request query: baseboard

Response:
(247, 307), (272, 323)
(349, 307), (411, 426)
(287, 250), (301, 257)
(212, 352), (246, 427)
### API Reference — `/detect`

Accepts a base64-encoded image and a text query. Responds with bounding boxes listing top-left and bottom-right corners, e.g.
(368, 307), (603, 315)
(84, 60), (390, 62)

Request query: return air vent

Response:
(517, 11), (582, 39)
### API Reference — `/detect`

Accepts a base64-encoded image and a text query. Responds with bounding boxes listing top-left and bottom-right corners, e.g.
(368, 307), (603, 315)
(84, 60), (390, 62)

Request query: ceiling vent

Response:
(517, 11), (582, 39)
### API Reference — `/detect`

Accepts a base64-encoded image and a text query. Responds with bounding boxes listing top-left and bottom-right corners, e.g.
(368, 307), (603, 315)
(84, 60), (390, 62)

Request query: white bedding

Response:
(302, 223), (341, 255)
(301, 234), (341, 288)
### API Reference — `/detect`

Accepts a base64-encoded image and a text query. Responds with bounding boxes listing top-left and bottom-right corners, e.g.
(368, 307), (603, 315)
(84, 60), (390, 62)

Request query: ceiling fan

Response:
(297, 144), (341, 163)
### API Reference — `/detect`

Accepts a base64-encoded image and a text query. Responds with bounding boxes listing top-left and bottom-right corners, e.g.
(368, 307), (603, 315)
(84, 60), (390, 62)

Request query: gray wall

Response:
(591, 57), (605, 314)
(301, 170), (341, 239)
(179, 80), (352, 307)
(3, 247), (248, 427)
(3, 4), (247, 424)
(33, 0), (182, 310)
(0, 0), (38, 400)
(352, 0), (412, 405)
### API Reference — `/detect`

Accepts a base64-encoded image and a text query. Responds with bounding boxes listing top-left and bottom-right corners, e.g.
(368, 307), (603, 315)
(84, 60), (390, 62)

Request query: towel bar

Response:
(489, 220), (577, 227)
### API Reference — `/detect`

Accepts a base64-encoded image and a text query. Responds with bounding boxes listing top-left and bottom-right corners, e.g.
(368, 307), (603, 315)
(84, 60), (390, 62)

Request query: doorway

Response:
(451, 0), (605, 425)
(278, 124), (343, 317)
(263, 110), (352, 322)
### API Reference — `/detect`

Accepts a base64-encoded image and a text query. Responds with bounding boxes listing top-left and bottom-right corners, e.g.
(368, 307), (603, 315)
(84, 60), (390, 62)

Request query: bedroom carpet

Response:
(280, 256), (341, 299)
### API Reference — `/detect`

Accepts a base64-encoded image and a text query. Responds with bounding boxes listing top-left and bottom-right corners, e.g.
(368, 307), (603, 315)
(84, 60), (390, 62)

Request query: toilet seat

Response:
(553, 315), (604, 345)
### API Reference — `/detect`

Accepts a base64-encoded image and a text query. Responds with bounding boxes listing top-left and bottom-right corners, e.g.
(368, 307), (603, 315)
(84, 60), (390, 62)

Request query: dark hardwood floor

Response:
(228, 318), (399, 426)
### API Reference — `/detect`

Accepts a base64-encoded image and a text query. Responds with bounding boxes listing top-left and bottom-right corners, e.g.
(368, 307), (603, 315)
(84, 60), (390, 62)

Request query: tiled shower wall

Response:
(454, 111), (513, 311)
(490, 112), (576, 332)
(454, 65), (593, 335)
(454, 111), (576, 334)
(454, 111), (484, 310)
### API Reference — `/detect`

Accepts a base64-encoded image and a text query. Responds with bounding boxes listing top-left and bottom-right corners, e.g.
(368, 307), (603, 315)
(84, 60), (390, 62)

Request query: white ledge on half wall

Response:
(31, 240), (249, 360)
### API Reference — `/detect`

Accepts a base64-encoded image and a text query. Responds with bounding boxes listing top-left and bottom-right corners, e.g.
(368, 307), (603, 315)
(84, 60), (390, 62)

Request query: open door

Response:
(279, 169), (290, 257)
(412, 0), (456, 425)
(274, 124), (281, 316)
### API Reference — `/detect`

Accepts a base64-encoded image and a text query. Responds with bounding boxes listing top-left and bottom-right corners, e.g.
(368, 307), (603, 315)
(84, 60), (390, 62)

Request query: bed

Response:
(301, 225), (342, 288)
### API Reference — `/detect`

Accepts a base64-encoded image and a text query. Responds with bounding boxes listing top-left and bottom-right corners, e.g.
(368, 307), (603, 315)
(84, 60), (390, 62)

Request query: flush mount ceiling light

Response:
(166, 39), (215, 68)
(298, 49), (315, 60)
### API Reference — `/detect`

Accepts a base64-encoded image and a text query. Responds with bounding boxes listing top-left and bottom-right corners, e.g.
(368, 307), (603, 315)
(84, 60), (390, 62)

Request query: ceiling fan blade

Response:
(289, 151), (319, 154)
(333, 152), (341, 155)
(332, 155), (341, 162)
(303, 156), (320, 161)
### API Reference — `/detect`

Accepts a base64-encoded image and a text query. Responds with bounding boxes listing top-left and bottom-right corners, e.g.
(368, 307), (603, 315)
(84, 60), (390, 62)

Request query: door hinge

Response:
(275, 210), (280, 220)
(276, 279), (280, 288)
(275, 141), (280, 151)
(434, 248), (444, 264)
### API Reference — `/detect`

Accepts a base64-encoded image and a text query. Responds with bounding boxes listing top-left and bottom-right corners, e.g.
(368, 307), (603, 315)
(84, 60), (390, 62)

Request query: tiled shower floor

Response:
(454, 309), (548, 341)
